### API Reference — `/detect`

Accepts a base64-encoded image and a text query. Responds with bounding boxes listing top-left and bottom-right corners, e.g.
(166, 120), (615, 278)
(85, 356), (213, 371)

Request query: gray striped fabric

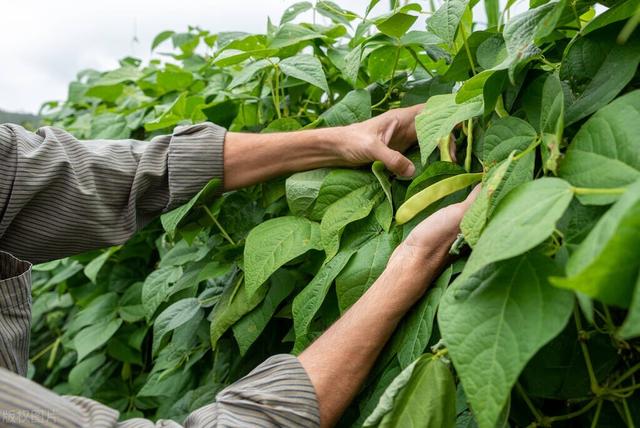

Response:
(0, 124), (320, 427)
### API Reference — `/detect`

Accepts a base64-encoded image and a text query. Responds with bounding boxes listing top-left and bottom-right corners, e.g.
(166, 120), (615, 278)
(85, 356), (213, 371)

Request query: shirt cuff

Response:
(212, 354), (321, 427)
(0, 251), (32, 310)
(167, 122), (226, 208)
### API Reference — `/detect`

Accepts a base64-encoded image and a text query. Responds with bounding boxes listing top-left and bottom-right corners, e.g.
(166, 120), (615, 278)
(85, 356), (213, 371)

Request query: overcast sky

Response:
(1, 0), (518, 113)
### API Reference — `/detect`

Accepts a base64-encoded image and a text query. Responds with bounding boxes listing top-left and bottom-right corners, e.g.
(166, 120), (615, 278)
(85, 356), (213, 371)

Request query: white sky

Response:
(0, 0), (519, 113)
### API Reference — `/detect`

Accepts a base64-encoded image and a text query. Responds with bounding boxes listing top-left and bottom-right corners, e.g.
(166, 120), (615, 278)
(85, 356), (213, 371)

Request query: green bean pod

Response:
(396, 172), (483, 225)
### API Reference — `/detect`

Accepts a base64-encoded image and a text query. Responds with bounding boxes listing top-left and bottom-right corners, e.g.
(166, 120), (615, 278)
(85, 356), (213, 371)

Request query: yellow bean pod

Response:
(396, 172), (483, 225)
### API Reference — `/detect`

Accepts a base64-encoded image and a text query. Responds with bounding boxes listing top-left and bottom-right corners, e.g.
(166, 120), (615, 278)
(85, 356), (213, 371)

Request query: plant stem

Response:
(545, 398), (599, 423)
(574, 306), (600, 394)
(612, 362), (640, 388)
(273, 65), (282, 119)
(590, 400), (603, 428)
(372, 47), (401, 109)
(516, 382), (543, 423)
(459, 23), (476, 75)
(571, 186), (627, 196)
(465, 119), (473, 172)
(514, 137), (541, 161)
(30, 339), (58, 363)
(203, 205), (236, 246)
(495, 95), (509, 117)
(408, 48), (435, 77)
(47, 337), (61, 369)
(623, 398), (636, 428)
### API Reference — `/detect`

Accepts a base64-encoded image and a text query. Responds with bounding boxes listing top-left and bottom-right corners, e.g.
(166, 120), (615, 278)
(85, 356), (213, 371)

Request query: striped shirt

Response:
(0, 123), (320, 427)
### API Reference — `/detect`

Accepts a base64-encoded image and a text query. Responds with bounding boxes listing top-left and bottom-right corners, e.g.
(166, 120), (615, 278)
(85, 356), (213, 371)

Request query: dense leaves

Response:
(31, 0), (640, 427)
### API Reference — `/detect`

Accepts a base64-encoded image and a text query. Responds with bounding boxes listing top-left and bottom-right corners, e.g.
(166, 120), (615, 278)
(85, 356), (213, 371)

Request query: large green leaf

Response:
(428, 0), (470, 46)
(285, 169), (331, 216)
(439, 252), (573, 428)
(142, 266), (184, 320)
(233, 270), (296, 354)
(152, 298), (202, 356)
(460, 178), (573, 282)
(396, 266), (452, 368)
(497, 3), (556, 79)
(321, 184), (383, 260)
(376, 12), (418, 38)
(335, 231), (397, 312)
(481, 116), (537, 165)
(559, 90), (640, 204)
(364, 354), (456, 428)
(415, 94), (483, 164)
(244, 216), (322, 296)
(560, 25), (640, 125)
(618, 272), (640, 339)
(210, 280), (268, 350)
(311, 169), (377, 220)
(74, 318), (123, 362)
(321, 89), (372, 127)
(551, 179), (640, 307)
(279, 54), (330, 93)
(292, 249), (356, 351)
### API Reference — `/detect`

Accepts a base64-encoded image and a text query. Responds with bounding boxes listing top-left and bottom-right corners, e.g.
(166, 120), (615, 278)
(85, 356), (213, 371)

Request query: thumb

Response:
(373, 144), (415, 177)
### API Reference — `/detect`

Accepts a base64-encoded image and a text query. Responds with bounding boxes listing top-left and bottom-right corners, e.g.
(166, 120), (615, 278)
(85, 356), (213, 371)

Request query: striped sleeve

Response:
(0, 354), (319, 428)
(0, 123), (225, 264)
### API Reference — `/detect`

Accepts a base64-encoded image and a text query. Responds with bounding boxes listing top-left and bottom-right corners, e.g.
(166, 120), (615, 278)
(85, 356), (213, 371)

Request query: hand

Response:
(332, 104), (424, 177)
(385, 186), (481, 304)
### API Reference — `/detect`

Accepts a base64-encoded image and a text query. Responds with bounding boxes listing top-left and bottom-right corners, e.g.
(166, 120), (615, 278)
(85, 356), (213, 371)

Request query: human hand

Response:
(331, 104), (423, 177)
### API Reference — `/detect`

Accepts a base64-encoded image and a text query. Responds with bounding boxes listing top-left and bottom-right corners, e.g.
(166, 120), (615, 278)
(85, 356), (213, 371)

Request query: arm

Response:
(0, 123), (225, 263)
(299, 188), (480, 427)
(223, 103), (423, 190)
(0, 105), (420, 263)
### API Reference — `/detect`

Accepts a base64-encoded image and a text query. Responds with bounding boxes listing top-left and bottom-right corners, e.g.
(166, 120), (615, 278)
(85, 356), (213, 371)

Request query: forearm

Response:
(299, 240), (454, 427)
(223, 128), (346, 190)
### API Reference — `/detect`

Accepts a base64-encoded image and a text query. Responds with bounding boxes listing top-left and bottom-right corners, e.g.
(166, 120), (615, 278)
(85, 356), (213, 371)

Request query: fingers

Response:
(373, 144), (415, 177)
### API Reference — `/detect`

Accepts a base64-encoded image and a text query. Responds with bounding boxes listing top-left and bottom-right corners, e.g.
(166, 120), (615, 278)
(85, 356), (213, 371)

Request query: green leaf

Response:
(618, 272), (640, 339)
(141, 266), (184, 320)
(292, 249), (356, 351)
(269, 23), (324, 49)
(311, 169), (377, 220)
(439, 252), (573, 428)
(83, 246), (119, 283)
(74, 318), (123, 362)
(151, 30), (175, 51)
(461, 153), (533, 247)
(559, 90), (640, 204)
(560, 26), (640, 125)
(455, 70), (494, 104)
(364, 354), (456, 428)
(160, 178), (221, 237)
(460, 178), (573, 282)
(321, 89), (372, 127)
(286, 169), (331, 216)
(279, 54), (330, 93)
(228, 59), (272, 89)
(244, 216), (322, 296)
(396, 266), (452, 368)
(484, 0), (500, 28)
(152, 298), (202, 356)
(376, 12), (418, 38)
(372, 161), (394, 231)
(551, 180), (640, 307)
(280, 1), (314, 24)
(321, 184), (383, 260)
(428, 0), (470, 46)
(232, 270), (296, 354)
(316, 1), (358, 25)
(539, 74), (564, 134)
(69, 354), (106, 391)
(482, 116), (537, 164)
(90, 113), (129, 139)
(415, 94), (483, 165)
(368, 46), (400, 83)
(497, 3), (556, 80)
(336, 232), (397, 312)
(210, 280), (268, 350)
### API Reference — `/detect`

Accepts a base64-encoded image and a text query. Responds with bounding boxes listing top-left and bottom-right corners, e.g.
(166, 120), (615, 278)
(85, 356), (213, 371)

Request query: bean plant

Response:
(31, 0), (640, 426)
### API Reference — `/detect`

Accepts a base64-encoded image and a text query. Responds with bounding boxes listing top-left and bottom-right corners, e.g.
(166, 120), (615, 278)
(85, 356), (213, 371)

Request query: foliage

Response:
(31, 0), (640, 426)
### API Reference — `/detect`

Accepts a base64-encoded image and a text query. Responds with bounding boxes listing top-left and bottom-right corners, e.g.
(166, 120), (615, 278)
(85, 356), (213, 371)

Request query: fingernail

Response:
(404, 164), (416, 177)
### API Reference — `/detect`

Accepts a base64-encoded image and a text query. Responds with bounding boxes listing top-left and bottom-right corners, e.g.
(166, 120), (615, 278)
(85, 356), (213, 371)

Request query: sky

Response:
(0, 0), (517, 113)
